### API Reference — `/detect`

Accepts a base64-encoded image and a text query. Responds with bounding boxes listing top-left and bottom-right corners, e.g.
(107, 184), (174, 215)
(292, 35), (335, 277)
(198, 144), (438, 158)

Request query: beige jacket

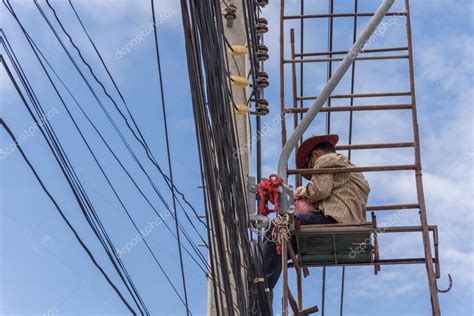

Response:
(294, 153), (370, 224)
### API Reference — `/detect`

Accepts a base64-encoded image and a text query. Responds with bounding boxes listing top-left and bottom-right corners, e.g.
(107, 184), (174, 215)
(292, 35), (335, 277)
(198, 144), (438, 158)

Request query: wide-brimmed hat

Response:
(296, 134), (339, 179)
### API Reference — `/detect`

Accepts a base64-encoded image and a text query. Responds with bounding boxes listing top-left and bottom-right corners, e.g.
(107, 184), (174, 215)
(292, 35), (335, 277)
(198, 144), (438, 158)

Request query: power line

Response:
(2, 1), (222, 308)
(179, 1), (264, 313)
(0, 117), (136, 315)
(0, 1), (233, 312)
(35, 0), (208, 257)
(0, 54), (146, 315)
(6, 0), (207, 264)
(41, 0), (208, 265)
(0, 33), (191, 310)
(0, 24), (207, 268)
(1, 31), (209, 313)
(1, 6), (150, 309)
(1, 25), (209, 274)
(53, 0), (208, 234)
(150, 0), (190, 314)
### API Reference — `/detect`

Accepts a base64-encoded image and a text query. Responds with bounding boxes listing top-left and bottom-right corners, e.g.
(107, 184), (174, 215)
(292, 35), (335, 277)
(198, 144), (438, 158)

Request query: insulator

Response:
(256, 18), (268, 34)
(256, 71), (269, 88)
(257, 0), (269, 8)
(256, 45), (269, 61)
(224, 3), (237, 27)
(256, 99), (269, 115)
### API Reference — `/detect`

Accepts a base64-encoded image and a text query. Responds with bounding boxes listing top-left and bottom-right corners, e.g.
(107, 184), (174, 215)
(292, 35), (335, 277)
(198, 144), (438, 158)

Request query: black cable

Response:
(0, 118), (136, 315)
(39, 0), (209, 254)
(56, 0), (208, 232)
(0, 25), (208, 277)
(0, 54), (143, 315)
(180, 2), (227, 311)
(179, 0), (265, 313)
(26, 0), (208, 258)
(0, 33), (191, 310)
(150, 1), (190, 314)
(340, 266), (345, 316)
(150, 0), (189, 315)
(1, 56), (147, 315)
(0, 26), (207, 271)
(181, 1), (236, 313)
(1, 5), (149, 310)
(2, 6), (214, 303)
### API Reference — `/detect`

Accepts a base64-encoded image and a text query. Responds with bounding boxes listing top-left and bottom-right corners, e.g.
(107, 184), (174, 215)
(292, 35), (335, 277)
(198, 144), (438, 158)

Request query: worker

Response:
(262, 134), (370, 302)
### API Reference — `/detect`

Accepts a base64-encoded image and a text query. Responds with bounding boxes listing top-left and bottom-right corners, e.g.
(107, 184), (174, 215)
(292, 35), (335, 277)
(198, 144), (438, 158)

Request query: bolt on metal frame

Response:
(278, 0), (442, 315)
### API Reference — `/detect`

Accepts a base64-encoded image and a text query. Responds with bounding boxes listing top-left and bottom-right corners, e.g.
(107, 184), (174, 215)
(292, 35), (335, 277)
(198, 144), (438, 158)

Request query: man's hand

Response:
(294, 185), (306, 198)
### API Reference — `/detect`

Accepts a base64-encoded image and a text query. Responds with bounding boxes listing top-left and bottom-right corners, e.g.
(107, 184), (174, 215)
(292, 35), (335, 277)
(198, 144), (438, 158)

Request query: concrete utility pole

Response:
(207, 1), (251, 315)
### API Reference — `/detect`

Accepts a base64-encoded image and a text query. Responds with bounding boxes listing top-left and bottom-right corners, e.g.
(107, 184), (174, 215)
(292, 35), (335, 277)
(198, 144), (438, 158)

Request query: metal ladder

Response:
(278, 0), (442, 314)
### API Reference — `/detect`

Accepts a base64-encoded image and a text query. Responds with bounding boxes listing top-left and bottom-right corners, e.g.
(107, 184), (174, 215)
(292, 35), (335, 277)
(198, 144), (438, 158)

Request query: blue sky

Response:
(0, 0), (472, 315)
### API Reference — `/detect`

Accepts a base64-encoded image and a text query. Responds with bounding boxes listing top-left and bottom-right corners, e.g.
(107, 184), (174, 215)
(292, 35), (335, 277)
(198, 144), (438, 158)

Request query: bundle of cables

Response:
(179, 0), (271, 314)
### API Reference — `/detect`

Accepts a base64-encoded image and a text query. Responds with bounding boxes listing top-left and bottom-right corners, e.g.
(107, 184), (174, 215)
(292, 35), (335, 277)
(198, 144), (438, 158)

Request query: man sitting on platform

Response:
(262, 134), (370, 299)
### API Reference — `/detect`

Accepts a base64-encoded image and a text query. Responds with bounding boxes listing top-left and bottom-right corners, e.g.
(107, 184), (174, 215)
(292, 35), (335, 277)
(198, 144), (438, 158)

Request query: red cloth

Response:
(294, 198), (316, 216)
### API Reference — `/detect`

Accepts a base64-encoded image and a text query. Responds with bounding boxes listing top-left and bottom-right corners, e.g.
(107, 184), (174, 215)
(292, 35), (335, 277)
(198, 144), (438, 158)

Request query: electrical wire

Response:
(39, 0), (208, 254)
(11, 0), (208, 264)
(53, 0), (208, 233)
(150, 0), (190, 313)
(0, 24), (209, 275)
(0, 33), (192, 310)
(179, 0), (270, 313)
(0, 117), (136, 315)
(0, 54), (146, 315)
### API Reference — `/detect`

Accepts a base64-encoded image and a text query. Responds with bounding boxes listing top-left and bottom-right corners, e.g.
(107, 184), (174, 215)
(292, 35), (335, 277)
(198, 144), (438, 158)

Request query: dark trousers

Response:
(262, 211), (337, 290)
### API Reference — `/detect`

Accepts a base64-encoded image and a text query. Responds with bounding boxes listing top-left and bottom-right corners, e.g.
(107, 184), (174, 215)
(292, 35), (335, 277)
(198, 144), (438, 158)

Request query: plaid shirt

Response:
(294, 153), (370, 224)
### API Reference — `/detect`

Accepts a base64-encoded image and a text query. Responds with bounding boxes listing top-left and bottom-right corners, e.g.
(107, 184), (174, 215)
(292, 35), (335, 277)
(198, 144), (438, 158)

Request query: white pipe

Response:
(277, 0), (396, 181)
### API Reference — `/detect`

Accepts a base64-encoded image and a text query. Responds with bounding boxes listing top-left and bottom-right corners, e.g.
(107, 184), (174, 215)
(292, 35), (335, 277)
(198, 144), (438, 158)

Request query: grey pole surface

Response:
(277, 0), (395, 182)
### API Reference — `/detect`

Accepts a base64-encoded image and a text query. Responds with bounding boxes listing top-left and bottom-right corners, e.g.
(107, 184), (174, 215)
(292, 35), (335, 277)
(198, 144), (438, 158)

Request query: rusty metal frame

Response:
(283, 12), (407, 20)
(290, 223), (440, 268)
(279, 0), (442, 315)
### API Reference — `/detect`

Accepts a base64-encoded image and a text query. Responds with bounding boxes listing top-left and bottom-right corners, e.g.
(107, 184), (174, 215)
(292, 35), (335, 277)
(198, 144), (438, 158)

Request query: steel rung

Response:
(297, 91), (411, 101)
(283, 12), (407, 20)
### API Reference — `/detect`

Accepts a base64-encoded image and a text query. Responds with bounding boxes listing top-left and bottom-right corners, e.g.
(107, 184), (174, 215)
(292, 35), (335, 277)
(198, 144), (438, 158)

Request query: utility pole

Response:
(207, 1), (251, 315)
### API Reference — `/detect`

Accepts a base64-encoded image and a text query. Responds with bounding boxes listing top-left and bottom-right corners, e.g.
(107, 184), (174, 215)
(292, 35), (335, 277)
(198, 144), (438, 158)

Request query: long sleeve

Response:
(294, 153), (338, 203)
(299, 173), (333, 203)
(296, 153), (370, 224)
